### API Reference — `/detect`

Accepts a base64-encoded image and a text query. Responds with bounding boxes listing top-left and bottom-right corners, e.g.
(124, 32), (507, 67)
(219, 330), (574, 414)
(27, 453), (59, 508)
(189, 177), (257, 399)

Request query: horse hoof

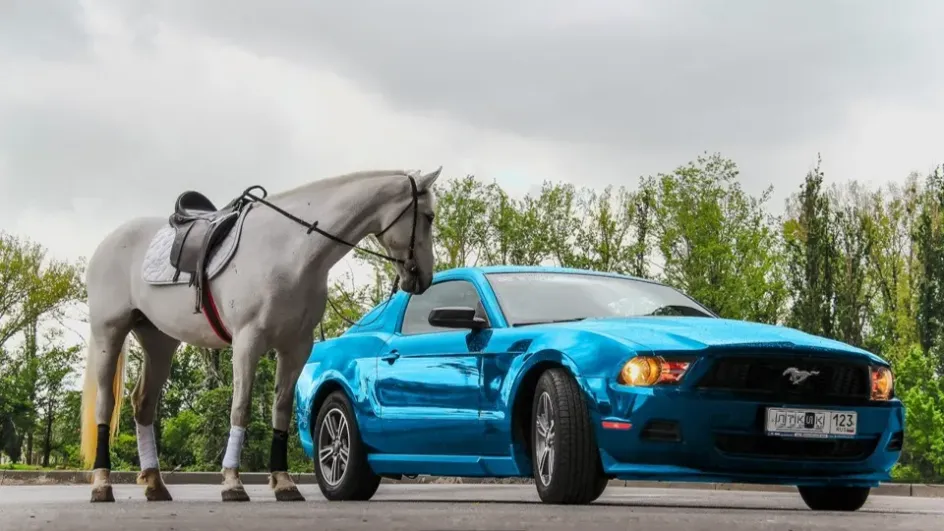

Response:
(222, 488), (250, 502)
(91, 486), (115, 503)
(145, 485), (174, 502)
(274, 487), (306, 502)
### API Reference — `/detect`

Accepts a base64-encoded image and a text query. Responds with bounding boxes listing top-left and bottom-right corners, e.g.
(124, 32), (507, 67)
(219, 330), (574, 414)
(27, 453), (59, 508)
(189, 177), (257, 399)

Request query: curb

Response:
(1, 471), (941, 497)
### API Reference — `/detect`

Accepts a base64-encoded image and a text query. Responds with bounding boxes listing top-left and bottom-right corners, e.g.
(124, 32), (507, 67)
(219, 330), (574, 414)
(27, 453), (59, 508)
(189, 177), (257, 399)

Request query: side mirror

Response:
(428, 306), (488, 330)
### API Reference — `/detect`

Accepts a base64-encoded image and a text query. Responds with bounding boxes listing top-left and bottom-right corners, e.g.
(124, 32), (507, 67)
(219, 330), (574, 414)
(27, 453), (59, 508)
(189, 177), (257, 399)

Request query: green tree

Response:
(35, 342), (82, 467)
(653, 153), (787, 322)
(861, 177), (922, 353)
(915, 166), (944, 371)
(784, 157), (838, 336)
(0, 232), (85, 464)
(4, 155), (944, 483)
(829, 182), (874, 348)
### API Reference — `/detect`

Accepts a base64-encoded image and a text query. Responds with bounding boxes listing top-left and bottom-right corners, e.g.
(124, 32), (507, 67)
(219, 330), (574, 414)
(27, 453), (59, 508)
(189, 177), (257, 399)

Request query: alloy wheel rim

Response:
(535, 391), (556, 486)
(318, 408), (350, 487)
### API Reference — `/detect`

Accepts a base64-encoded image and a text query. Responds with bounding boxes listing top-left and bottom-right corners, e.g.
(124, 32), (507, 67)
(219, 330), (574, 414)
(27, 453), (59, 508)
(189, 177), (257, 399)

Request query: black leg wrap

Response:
(269, 429), (289, 472)
(93, 424), (111, 470)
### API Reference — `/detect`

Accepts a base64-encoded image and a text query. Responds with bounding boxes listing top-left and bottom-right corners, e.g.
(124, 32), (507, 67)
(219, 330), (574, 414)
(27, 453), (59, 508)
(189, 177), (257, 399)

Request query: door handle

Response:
(381, 350), (400, 363)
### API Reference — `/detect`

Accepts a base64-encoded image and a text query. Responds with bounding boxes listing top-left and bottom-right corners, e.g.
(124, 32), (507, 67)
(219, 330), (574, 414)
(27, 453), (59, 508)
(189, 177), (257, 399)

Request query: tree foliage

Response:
(0, 231), (85, 465)
(1, 155), (943, 483)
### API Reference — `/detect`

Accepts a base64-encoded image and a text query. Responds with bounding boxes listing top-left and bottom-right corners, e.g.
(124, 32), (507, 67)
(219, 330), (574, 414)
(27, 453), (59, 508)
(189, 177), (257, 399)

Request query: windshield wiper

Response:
(512, 317), (588, 327)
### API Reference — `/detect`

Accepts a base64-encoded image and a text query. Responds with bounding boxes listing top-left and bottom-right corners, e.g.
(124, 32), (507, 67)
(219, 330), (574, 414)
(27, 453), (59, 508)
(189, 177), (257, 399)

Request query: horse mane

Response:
(267, 169), (420, 200)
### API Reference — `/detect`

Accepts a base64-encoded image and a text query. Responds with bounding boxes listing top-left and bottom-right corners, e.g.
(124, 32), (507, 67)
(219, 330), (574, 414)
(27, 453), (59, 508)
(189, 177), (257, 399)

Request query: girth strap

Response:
(200, 281), (232, 344)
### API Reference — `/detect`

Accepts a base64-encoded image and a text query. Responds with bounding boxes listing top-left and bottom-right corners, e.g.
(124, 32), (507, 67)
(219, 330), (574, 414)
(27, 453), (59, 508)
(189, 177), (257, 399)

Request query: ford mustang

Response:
(295, 266), (902, 510)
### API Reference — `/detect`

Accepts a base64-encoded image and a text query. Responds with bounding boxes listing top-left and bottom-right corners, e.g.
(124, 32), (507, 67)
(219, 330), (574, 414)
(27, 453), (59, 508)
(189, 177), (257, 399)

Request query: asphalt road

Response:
(1, 484), (941, 531)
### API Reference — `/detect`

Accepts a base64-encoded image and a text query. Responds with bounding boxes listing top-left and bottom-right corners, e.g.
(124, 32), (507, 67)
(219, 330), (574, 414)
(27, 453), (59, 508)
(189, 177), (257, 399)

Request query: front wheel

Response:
(531, 368), (606, 504)
(313, 390), (381, 501)
(797, 486), (871, 511)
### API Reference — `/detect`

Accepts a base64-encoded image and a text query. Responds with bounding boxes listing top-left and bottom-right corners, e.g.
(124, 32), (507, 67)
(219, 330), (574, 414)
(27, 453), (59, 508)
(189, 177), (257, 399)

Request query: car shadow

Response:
(368, 497), (809, 512)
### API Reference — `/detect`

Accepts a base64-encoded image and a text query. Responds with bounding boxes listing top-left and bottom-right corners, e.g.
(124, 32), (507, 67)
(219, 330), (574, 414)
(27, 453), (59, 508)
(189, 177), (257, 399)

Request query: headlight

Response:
(618, 356), (691, 386)
(870, 365), (894, 401)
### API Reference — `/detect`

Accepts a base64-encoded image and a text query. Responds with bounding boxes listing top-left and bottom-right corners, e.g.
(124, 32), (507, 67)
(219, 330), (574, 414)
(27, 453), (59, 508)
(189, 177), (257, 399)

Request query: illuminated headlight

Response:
(870, 365), (894, 401)
(618, 356), (691, 386)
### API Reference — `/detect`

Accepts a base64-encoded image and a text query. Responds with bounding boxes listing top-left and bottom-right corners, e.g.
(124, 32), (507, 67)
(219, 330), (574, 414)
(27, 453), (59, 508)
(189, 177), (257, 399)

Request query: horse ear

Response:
(417, 166), (443, 191)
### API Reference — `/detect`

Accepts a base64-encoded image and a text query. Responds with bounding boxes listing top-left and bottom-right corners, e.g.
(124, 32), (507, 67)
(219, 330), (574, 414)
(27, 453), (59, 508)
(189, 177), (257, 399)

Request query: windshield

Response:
(485, 272), (714, 326)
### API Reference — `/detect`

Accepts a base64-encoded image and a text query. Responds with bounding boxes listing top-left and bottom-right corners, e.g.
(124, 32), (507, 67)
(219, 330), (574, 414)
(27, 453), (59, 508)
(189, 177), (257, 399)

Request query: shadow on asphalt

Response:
(366, 498), (935, 515)
(370, 498), (809, 512)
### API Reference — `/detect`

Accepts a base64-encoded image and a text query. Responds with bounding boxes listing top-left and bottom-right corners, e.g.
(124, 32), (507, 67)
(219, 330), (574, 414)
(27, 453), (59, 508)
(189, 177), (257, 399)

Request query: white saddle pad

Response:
(141, 204), (254, 285)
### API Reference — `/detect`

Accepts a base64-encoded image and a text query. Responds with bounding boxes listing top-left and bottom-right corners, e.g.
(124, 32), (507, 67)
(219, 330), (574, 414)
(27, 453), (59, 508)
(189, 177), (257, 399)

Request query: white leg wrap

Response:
(136, 422), (159, 471)
(222, 426), (246, 469)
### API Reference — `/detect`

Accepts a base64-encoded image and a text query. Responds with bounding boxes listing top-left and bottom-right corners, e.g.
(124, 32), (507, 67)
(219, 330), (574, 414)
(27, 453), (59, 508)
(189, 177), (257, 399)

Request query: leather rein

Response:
(235, 175), (425, 338)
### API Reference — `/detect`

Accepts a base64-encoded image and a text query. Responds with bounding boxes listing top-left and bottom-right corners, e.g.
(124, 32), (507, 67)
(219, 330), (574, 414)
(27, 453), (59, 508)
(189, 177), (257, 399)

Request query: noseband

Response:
(237, 174), (426, 334)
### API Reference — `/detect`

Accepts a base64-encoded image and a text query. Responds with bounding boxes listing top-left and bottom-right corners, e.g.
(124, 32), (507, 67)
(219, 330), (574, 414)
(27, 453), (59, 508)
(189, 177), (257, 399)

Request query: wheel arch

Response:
(508, 352), (591, 472)
(308, 379), (355, 436)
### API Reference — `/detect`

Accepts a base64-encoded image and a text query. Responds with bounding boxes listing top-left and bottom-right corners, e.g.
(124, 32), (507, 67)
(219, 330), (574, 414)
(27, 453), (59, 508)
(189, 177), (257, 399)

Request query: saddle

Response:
(168, 190), (251, 313)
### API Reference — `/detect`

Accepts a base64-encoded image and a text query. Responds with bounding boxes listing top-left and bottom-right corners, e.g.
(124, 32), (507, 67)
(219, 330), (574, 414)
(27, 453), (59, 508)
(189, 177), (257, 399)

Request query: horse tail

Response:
(80, 338), (128, 469)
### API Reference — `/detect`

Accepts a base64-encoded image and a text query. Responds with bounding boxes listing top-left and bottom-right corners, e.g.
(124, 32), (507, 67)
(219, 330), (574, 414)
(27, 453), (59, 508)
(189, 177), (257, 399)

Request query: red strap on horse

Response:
(200, 283), (232, 344)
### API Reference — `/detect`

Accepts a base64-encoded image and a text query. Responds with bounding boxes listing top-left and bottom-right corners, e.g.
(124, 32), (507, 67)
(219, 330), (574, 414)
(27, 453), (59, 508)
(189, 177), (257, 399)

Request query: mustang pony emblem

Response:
(782, 367), (820, 385)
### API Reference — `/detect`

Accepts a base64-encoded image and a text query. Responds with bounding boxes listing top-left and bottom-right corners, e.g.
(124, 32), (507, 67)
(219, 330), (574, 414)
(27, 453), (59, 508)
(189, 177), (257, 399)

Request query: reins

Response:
(233, 175), (425, 340)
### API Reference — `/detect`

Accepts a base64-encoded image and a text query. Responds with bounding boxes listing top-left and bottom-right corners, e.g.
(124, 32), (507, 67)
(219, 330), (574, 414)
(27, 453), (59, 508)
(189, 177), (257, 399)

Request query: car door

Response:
(374, 279), (488, 455)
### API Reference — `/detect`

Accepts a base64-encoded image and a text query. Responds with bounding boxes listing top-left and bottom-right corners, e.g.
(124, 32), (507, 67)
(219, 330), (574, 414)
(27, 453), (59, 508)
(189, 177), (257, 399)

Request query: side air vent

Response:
(640, 419), (682, 443)
(886, 431), (904, 452)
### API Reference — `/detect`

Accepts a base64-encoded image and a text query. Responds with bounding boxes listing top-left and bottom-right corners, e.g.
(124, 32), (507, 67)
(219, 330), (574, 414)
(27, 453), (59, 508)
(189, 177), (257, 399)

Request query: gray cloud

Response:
(0, 100), (293, 215)
(102, 0), (944, 154)
(1, 0), (942, 264)
(0, 0), (90, 61)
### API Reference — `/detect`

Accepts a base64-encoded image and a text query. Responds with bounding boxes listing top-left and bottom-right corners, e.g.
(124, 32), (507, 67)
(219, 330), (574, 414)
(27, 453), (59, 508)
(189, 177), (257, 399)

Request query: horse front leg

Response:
(220, 329), (266, 502)
(268, 339), (311, 502)
(130, 325), (179, 502)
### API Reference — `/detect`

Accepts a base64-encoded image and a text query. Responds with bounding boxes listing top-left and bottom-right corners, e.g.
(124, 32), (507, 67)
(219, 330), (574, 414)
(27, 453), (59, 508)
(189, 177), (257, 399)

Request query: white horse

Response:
(79, 168), (441, 503)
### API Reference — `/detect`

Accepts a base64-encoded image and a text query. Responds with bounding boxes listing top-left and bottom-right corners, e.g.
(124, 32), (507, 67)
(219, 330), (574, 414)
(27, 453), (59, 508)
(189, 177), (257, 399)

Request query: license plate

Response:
(765, 407), (857, 439)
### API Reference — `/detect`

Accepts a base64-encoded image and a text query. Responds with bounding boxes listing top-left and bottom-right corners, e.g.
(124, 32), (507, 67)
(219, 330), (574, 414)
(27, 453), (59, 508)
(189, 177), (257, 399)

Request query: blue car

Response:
(295, 266), (902, 510)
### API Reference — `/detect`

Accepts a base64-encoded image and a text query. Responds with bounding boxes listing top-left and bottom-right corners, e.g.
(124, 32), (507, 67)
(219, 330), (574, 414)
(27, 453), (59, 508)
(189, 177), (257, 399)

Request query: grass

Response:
(0, 463), (47, 471)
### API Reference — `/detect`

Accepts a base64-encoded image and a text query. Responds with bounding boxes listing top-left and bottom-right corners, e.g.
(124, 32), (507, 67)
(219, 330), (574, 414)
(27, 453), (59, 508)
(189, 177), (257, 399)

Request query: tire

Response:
(797, 486), (871, 511)
(531, 368), (605, 504)
(313, 390), (381, 501)
(590, 474), (609, 502)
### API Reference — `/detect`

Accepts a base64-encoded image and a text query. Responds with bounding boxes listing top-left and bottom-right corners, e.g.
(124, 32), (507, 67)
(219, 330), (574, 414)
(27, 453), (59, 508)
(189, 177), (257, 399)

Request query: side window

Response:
(401, 280), (484, 335)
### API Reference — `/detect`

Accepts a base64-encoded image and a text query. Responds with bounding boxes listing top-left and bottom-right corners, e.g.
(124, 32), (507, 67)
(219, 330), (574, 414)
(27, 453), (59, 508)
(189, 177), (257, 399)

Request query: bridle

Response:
(236, 174), (427, 335)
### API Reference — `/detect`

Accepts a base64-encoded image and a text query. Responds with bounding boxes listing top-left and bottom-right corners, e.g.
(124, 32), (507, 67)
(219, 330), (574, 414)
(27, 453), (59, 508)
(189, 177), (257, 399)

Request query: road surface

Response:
(1, 483), (941, 530)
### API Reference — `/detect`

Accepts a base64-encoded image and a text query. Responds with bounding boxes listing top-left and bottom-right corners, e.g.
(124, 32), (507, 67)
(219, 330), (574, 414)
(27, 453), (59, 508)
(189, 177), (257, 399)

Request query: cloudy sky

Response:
(2, 0), (943, 269)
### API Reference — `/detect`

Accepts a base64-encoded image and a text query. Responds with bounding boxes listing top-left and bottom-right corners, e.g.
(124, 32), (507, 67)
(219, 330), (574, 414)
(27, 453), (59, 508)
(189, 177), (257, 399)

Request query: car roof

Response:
(439, 264), (654, 282)
(337, 265), (682, 336)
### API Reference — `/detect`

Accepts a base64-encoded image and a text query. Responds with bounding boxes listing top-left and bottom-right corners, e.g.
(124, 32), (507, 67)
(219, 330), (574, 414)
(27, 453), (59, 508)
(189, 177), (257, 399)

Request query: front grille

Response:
(695, 355), (871, 405)
(714, 433), (879, 461)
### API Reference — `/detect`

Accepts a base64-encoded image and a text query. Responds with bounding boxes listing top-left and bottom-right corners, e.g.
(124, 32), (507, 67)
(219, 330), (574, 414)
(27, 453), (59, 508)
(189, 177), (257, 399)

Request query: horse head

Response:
(371, 167), (441, 295)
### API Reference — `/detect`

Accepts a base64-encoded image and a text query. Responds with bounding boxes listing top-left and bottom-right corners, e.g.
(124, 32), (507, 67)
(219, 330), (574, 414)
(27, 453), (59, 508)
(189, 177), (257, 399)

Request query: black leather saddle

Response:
(167, 190), (251, 312)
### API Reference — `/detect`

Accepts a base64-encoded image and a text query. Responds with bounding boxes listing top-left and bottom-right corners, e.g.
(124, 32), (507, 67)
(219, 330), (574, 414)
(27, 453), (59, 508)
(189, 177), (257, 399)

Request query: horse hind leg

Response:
(130, 323), (180, 502)
(80, 320), (133, 503)
(268, 339), (311, 502)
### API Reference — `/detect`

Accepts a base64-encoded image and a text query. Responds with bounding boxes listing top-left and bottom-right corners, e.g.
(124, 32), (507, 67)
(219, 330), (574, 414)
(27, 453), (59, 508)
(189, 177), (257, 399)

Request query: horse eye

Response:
(425, 213), (435, 223)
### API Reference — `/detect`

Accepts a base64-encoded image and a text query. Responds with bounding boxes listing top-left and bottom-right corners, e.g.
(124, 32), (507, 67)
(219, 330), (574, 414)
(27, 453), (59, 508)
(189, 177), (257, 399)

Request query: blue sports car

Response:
(295, 266), (902, 510)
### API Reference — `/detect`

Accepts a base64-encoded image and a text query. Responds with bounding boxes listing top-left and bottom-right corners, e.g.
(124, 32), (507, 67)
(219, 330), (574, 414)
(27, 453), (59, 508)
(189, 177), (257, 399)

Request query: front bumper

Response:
(590, 380), (904, 488)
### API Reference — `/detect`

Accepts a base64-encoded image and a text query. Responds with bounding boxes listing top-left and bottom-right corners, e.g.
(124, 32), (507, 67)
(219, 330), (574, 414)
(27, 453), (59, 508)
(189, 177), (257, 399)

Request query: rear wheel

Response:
(797, 486), (871, 511)
(313, 391), (381, 501)
(531, 368), (605, 504)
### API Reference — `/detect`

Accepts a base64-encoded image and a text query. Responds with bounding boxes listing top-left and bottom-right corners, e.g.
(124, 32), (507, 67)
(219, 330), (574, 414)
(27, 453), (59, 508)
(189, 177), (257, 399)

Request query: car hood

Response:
(548, 316), (883, 363)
